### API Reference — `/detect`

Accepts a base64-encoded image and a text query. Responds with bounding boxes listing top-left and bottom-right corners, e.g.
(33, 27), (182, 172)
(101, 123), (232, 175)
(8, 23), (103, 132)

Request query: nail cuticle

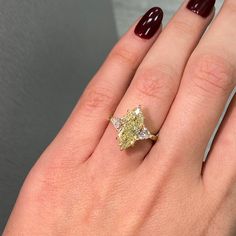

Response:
(186, 0), (216, 18)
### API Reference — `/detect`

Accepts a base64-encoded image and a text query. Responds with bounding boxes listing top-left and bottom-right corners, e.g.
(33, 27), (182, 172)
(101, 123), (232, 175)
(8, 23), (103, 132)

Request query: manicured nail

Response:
(186, 0), (215, 18)
(134, 7), (163, 39)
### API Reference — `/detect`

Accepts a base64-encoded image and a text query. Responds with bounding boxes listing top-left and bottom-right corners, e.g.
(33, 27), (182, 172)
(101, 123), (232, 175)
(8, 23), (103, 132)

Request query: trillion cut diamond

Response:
(138, 128), (151, 140)
(110, 117), (122, 131)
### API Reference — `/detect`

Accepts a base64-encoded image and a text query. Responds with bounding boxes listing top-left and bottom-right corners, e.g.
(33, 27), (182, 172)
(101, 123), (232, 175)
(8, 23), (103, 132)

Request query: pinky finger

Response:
(203, 90), (236, 196)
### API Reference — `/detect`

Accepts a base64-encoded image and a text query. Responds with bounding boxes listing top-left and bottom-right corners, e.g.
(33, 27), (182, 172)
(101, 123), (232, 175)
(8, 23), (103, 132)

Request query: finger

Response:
(41, 8), (163, 165)
(152, 0), (236, 178)
(205, 182), (236, 236)
(96, 0), (215, 167)
(203, 93), (236, 197)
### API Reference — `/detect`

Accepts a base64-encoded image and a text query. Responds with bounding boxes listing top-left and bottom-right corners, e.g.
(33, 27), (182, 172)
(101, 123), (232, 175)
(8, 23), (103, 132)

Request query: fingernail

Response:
(186, 0), (216, 18)
(134, 7), (163, 39)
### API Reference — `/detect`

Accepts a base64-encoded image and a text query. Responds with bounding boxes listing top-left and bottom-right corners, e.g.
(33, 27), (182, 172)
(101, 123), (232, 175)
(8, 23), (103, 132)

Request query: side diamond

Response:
(138, 128), (151, 140)
(111, 117), (122, 131)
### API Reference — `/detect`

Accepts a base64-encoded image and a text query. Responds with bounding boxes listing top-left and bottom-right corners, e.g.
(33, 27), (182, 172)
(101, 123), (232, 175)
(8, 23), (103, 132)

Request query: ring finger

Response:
(94, 0), (216, 168)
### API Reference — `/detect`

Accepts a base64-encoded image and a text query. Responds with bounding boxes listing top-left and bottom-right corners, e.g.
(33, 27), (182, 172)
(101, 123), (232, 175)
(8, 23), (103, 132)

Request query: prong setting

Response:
(110, 106), (158, 150)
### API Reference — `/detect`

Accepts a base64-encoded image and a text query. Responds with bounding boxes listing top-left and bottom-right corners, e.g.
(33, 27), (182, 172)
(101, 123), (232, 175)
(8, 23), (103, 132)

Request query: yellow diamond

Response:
(111, 106), (158, 150)
(117, 106), (144, 150)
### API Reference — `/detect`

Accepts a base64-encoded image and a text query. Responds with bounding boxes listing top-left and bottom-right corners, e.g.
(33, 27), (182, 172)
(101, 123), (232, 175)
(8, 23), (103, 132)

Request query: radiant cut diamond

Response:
(110, 106), (156, 150)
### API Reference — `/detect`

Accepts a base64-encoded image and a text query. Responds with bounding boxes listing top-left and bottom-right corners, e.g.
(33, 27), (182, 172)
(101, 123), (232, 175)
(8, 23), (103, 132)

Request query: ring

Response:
(110, 106), (158, 150)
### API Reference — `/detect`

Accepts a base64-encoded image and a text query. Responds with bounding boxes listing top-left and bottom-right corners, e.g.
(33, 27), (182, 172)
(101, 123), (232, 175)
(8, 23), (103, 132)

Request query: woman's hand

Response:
(4, 0), (236, 235)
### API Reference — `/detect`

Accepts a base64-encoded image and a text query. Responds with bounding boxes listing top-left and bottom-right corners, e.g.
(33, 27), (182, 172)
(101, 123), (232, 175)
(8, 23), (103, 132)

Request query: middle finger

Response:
(149, 0), (236, 179)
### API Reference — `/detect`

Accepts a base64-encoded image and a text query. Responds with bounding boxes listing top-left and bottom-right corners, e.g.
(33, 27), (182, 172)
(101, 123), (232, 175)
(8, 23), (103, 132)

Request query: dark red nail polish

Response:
(186, 0), (215, 18)
(134, 7), (163, 39)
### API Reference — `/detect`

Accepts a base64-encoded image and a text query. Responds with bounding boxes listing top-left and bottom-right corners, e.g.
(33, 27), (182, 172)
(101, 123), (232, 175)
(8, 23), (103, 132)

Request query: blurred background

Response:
(0, 0), (224, 232)
(113, 0), (223, 36)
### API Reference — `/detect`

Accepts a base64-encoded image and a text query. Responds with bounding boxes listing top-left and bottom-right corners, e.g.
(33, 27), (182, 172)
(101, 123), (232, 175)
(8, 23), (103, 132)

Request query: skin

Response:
(3, 0), (236, 235)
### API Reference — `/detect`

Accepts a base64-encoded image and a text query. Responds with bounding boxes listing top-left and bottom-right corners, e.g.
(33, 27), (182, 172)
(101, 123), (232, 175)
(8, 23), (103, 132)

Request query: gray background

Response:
(113, 0), (223, 36)
(0, 0), (231, 233)
(0, 0), (117, 232)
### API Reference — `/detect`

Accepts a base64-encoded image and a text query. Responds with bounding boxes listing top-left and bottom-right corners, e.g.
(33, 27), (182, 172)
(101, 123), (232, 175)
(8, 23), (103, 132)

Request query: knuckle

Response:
(134, 65), (177, 99)
(190, 54), (234, 95)
(224, 1), (236, 15)
(34, 163), (77, 202)
(170, 19), (197, 37)
(109, 44), (139, 68)
(80, 85), (113, 112)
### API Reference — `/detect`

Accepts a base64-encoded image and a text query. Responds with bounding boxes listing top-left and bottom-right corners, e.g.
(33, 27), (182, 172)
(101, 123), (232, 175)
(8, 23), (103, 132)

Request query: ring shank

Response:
(150, 134), (158, 141)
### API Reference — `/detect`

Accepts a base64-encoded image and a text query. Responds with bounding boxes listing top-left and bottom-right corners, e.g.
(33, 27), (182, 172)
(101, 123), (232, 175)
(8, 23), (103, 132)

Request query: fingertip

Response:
(134, 7), (164, 40)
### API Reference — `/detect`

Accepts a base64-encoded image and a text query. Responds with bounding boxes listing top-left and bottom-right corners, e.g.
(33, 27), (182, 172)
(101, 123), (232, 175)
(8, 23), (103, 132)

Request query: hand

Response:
(4, 0), (236, 235)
